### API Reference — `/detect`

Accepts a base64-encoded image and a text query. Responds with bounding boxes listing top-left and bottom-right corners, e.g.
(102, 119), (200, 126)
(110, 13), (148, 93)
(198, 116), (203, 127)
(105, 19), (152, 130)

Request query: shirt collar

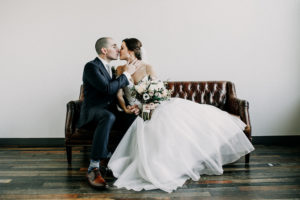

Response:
(98, 56), (109, 67)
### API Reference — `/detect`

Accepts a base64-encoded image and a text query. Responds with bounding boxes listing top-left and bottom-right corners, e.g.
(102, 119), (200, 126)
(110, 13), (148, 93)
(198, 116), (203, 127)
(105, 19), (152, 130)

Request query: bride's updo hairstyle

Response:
(123, 38), (142, 60)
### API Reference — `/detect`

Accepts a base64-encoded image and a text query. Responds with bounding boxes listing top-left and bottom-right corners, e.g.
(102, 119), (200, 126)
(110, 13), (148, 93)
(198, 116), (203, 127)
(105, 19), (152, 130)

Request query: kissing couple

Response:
(77, 37), (254, 193)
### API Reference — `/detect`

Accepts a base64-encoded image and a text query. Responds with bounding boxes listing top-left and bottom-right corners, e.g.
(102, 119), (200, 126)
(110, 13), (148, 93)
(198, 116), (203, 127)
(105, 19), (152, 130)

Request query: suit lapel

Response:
(111, 67), (116, 79)
(94, 57), (111, 80)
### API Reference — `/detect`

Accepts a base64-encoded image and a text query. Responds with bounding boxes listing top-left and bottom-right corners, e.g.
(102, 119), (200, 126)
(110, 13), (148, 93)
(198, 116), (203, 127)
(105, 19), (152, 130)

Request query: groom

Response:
(77, 37), (139, 189)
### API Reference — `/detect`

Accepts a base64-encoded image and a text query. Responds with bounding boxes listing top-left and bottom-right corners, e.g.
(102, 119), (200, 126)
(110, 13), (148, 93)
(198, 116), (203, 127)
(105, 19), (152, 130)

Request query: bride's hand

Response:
(126, 105), (140, 115)
(124, 106), (133, 114)
(124, 59), (142, 75)
(132, 104), (140, 115)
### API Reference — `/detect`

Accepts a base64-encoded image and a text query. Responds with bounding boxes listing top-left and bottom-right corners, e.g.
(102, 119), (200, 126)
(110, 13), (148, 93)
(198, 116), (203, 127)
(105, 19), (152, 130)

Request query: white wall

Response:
(0, 0), (299, 138)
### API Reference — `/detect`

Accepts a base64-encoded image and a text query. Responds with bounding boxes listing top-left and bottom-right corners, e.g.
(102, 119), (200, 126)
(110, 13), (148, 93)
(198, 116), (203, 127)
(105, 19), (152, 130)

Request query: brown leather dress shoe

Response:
(86, 168), (107, 189)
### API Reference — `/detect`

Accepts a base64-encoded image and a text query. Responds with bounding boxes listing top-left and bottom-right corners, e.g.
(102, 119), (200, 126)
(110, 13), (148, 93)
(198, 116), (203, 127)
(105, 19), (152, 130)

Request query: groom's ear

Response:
(100, 48), (107, 55)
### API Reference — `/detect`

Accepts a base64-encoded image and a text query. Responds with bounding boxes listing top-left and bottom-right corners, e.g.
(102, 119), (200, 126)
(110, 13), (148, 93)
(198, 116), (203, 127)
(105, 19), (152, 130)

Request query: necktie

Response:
(106, 64), (112, 78)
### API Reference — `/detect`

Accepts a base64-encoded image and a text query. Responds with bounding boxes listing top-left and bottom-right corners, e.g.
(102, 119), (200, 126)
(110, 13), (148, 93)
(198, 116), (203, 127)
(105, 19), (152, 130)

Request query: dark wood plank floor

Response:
(0, 145), (299, 199)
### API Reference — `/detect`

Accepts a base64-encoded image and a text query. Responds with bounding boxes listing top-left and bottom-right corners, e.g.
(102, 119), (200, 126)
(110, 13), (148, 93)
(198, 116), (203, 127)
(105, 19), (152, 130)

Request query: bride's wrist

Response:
(124, 108), (131, 114)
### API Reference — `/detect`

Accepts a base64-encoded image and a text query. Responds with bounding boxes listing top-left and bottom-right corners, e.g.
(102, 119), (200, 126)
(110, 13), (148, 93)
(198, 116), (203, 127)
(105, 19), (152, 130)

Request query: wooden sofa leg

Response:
(245, 153), (250, 164)
(66, 146), (72, 164)
(83, 146), (88, 152)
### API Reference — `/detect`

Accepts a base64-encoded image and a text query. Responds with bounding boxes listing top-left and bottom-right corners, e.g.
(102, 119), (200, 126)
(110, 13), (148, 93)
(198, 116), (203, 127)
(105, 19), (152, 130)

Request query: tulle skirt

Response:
(108, 98), (254, 193)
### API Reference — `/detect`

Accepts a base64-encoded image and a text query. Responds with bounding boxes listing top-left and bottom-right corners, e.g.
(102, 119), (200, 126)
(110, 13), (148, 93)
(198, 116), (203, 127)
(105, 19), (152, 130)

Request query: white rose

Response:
(135, 85), (144, 94)
(149, 91), (154, 96)
(148, 84), (156, 92)
(157, 81), (164, 89)
(162, 90), (167, 97)
(141, 82), (148, 90)
(151, 79), (159, 84)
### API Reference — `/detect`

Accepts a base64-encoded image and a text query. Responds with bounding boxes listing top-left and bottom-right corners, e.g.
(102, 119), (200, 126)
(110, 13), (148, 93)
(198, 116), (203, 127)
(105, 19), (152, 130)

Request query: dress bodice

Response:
(123, 75), (148, 107)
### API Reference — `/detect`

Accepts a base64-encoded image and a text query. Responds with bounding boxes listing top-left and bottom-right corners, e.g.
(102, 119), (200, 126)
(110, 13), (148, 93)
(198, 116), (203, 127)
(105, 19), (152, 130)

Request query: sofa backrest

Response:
(166, 81), (236, 109)
(78, 81), (237, 109)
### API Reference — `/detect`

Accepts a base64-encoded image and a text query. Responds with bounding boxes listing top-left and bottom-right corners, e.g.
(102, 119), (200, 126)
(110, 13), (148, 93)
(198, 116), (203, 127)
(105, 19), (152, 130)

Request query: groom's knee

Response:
(105, 112), (116, 124)
(96, 110), (116, 126)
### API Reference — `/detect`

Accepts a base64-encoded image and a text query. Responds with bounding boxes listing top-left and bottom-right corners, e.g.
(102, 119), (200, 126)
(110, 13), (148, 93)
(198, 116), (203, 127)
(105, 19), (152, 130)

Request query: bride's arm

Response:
(117, 89), (133, 114)
(116, 66), (127, 112)
(146, 64), (157, 79)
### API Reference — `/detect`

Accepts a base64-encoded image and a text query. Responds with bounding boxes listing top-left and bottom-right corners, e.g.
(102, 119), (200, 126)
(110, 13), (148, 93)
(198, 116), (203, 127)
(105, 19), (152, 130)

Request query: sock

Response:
(88, 159), (99, 173)
(99, 152), (112, 168)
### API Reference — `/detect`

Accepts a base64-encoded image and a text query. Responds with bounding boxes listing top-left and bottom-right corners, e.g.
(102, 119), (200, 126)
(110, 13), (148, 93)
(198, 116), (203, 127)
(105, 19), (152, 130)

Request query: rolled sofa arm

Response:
(65, 100), (82, 139)
(227, 97), (252, 141)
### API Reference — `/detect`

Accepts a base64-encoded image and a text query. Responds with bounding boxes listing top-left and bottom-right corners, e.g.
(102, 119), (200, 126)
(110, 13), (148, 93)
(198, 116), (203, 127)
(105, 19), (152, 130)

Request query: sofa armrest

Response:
(65, 100), (82, 140)
(226, 97), (252, 141)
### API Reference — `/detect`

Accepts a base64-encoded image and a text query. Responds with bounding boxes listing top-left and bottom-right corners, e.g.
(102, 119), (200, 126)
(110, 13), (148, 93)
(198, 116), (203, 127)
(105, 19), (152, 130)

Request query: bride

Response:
(108, 38), (254, 193)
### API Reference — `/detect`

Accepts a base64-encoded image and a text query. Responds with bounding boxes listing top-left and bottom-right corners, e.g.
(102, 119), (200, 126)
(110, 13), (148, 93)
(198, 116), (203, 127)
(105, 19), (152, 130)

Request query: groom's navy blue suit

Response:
(77, 57), (136, 160)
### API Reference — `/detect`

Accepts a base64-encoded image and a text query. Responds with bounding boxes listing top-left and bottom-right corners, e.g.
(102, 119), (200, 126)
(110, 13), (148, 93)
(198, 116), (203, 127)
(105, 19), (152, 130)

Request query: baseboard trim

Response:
(252, 136), (300, 145)
(0, 136), (299, 147)
(0, 138), (65, 147)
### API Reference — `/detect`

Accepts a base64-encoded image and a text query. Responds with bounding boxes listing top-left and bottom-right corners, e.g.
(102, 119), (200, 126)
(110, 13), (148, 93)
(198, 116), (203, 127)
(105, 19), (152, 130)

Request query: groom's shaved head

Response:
(95, 37), (111, 55)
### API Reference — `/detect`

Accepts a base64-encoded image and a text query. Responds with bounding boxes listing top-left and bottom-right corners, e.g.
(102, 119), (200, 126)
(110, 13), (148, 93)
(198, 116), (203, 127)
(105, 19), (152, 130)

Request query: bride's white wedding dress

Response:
(108, 76), (254, 193)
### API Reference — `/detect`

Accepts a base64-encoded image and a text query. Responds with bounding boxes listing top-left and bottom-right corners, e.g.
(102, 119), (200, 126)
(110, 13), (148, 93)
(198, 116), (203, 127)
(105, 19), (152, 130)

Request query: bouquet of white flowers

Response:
(131, 76), (172, 120)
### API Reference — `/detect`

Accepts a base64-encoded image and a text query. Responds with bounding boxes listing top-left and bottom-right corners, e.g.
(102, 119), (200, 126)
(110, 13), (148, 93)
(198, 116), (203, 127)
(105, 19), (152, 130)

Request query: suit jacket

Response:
(77, 57), (129, 128)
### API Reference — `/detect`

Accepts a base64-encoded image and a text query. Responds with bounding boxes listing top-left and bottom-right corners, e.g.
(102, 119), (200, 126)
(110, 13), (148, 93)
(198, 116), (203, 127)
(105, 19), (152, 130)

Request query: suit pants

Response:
(80, 106), (137, 161)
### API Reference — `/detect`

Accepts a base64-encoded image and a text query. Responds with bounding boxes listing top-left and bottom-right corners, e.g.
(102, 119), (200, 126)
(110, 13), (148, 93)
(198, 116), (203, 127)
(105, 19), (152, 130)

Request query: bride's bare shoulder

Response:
(145, 63), (156, 78)
(145, 63), (153, 71)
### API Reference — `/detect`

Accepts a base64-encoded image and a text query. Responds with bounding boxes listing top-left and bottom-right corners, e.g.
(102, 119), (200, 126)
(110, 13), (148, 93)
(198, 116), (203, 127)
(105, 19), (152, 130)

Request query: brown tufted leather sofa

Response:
(65, 81), (252, 164)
